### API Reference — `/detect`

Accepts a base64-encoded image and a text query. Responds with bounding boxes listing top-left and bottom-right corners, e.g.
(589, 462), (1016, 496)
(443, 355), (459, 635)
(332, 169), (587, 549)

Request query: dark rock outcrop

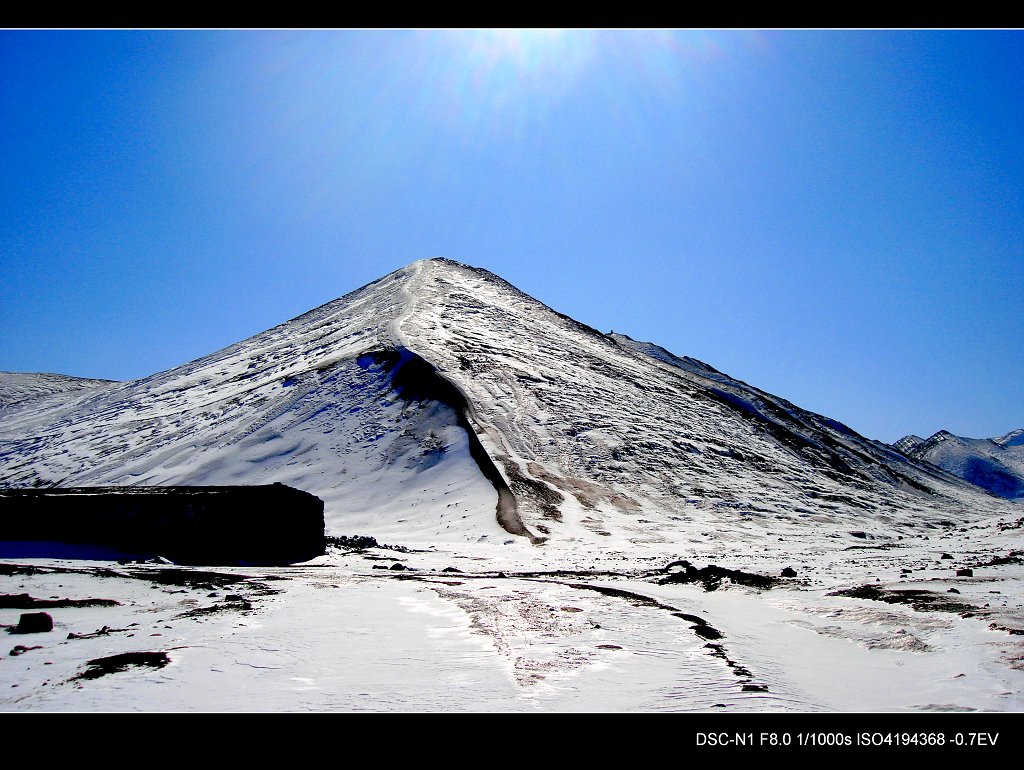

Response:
(72, 651), (170, 680)
(11, 612), (53, 634)
(0, 594), (119, 609)
(658, 562), (775, 591)
(0, 484), (325, 566)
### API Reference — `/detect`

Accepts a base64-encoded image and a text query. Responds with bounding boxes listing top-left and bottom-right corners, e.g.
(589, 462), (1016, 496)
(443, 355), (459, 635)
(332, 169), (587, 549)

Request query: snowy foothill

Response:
(1, 258), (1021, 712)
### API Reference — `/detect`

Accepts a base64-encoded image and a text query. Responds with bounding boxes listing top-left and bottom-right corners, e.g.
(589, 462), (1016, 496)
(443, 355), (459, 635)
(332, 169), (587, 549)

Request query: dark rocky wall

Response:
(0, 483), (325, 566)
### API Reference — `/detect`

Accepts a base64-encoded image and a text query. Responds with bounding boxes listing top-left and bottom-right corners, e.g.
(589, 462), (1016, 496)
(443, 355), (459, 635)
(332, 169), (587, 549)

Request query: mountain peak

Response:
(1, 260), (1014, 549)
(996, 428), (1024, 448)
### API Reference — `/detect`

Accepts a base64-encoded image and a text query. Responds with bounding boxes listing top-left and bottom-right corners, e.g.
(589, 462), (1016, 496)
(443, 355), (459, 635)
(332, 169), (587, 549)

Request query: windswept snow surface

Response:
(0, 372), (117, 411)
(1, 258), (1022, 712)
(895, 429), (1024, 500)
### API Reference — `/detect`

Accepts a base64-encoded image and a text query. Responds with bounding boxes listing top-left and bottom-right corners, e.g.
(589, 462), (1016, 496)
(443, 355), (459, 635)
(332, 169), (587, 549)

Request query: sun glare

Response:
(425, 29), (598, 139)
(465, 29), (578, 72)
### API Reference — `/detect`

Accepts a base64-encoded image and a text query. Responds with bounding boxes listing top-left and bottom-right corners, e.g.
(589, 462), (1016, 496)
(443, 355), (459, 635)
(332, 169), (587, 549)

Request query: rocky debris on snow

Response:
(9, 644), (42, 656)
(118, 556), (175, 565)
(658, 561), (776, 591)
(970, 551), (1024, 568)
(675, 613), (722, 640)
(175, 597), (253, 619)
(988, 622), (1024, 636)
(71, 651), (170, 681)
(0, 593), (120, 609)
(703, 642), (755, 682)
(326, 534), (379, 550)
(67, 625), (130, 640)
(829, 585), (980, 615)
(0, 564), (47, 577)
(127, 567), (249, 590)
(327, 534), (414, 553)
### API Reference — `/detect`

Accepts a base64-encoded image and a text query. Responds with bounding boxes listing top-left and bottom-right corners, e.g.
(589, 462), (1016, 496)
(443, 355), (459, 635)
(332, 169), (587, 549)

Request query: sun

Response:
(463, 29), (578, 71)
(422, 29), (598, 138)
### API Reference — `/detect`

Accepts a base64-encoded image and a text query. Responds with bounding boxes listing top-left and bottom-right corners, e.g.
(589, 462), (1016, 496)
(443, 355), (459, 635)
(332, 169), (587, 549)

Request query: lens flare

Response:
(425, 29), (599, 139)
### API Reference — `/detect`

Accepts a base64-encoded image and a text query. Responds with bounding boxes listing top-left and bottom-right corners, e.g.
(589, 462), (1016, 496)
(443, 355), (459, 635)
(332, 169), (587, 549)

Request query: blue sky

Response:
(1, 29), (1021, 443)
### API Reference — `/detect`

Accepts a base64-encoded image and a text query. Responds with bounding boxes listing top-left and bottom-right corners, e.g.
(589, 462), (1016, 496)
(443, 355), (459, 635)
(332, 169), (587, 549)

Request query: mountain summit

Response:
(0, 258), (1011, 549)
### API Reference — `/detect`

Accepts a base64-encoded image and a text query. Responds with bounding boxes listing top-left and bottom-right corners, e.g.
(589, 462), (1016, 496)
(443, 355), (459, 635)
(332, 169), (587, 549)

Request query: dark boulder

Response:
(780, 567), (797, 578)
(956, 568), (974, 577)
(11, 612), (53, 634)
(73, 651), (170, 680)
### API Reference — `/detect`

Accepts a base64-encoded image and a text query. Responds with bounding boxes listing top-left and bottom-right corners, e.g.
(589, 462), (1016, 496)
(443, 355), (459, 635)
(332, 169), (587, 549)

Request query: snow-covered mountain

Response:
(2, 258), (1022, 713)
(0, 258), (1005, 546)
(895, 428), (1024, 500)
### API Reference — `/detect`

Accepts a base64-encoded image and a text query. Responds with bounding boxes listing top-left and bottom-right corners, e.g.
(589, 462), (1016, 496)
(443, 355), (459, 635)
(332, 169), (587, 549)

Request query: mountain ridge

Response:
(895, 427), (1024, 499)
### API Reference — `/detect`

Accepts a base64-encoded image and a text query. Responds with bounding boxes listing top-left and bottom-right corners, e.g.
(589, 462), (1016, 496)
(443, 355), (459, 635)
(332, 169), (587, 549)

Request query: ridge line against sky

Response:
(1, 29), (1021, 444)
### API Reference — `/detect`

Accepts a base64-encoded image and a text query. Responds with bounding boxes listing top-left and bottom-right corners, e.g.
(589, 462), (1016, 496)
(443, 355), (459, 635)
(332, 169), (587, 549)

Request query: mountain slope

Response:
(895, 428), (1024, 499)
(0, 259), (1014, 550)
(390, 261), (1007, 544)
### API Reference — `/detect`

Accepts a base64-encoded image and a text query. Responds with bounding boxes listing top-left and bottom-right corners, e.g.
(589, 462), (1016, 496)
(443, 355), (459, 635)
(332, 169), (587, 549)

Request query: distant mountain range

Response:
(894, 429), (1024, 499)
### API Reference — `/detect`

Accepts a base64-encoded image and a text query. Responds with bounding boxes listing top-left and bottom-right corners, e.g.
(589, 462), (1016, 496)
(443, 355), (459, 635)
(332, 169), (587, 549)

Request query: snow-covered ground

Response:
(1, 258), (1021, 711)
(2, 543), (1022, 711)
